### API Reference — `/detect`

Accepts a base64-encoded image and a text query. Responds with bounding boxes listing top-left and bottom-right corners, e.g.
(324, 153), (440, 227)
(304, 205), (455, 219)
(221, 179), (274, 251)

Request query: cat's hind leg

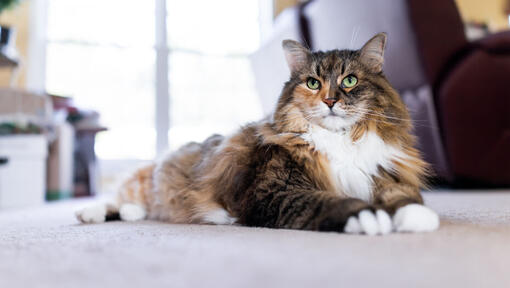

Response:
(199, 207), (237, 225)
(118, 203), (147, 221)
(76, 164), (154, 224)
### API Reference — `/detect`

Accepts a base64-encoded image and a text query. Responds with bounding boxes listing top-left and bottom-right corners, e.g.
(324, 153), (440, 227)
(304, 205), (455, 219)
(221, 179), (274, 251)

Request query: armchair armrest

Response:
(475, 31), (510, 53)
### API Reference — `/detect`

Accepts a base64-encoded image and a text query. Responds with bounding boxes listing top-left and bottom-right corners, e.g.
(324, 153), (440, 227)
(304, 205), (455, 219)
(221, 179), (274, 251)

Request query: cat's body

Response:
(76, 33), (439, 235)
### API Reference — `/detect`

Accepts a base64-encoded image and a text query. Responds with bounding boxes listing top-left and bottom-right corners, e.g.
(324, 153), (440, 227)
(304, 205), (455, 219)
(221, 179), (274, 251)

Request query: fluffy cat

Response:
(76, 33), (439, 235)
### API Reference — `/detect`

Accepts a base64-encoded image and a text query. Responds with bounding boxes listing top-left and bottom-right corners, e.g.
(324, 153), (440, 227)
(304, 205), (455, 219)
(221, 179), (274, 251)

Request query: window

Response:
(43, 0), (263, 159)
(166, 0), (262, 149)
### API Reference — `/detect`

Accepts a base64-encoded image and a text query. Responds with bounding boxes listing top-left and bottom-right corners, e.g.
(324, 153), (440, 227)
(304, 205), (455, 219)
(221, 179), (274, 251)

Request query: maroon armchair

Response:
(408, 0), (510, 186)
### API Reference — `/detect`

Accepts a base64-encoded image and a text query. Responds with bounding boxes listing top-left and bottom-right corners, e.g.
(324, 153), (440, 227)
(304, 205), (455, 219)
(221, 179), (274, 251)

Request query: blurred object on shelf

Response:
(49, 94), (106, 198)
(50, 94), (73, 111)
(46, 119), (74, 201)
(67, 108), (102, 131)
(465, 21), (490, 40)
(0, 88), (53, 135)
(0, 121), (42, 135)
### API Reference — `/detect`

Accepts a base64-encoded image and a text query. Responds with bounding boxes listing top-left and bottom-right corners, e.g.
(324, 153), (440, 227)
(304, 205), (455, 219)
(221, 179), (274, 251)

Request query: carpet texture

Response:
(1, 191), (510, 288)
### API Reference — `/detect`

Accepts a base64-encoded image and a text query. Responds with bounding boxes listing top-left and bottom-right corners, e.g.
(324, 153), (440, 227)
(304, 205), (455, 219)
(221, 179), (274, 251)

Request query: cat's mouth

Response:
(325, 108), (350, 118)
(316, 108), (360, 131)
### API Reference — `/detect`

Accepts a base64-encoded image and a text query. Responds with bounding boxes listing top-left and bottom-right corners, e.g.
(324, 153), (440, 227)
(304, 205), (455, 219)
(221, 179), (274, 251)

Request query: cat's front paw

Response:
(344, 209), (392, 236)
(393, 204), (439, 233)
(75, 204), (107, 224)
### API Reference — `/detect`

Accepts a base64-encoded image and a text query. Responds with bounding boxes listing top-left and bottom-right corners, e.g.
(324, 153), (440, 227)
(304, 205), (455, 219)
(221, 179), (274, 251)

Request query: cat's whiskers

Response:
(348, 109), (408, 126)
(357, 114), (402, 126)
(353, 111), (438, 129)
(349, 26), (361, 50)
(348, 107), (413, 122)
(349, 106), (430, 122)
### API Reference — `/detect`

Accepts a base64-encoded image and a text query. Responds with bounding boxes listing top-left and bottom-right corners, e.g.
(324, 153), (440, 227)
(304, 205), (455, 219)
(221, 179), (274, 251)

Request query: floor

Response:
(1, 191), (510, 288)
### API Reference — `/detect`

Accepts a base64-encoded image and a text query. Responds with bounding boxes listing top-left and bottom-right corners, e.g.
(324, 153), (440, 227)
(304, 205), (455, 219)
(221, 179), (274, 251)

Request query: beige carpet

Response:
(1, 191), (510, 288)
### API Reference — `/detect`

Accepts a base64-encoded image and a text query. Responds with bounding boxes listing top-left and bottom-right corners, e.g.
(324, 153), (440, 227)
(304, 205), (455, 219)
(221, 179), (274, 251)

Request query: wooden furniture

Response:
(73, 127), (107, 197)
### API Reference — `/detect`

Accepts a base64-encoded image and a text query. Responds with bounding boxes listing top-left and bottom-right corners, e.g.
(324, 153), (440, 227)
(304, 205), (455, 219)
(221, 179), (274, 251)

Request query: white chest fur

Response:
(301, 125), (406, 202)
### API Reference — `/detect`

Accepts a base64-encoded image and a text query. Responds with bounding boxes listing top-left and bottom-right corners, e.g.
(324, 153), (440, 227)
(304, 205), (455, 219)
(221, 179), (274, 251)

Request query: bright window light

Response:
(166, 0), (263, 150)
(45, 0), (263, 159)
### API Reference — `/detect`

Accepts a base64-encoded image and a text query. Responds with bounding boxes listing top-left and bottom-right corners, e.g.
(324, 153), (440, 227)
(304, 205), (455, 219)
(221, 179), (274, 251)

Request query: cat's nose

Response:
(323, 98), (337, 108)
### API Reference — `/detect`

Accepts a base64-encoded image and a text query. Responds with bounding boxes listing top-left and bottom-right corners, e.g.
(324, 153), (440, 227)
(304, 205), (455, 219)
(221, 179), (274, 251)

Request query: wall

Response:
(0, 1), (30, 88)
(274, 0), (299, 18)
(455, 0), (509, 31)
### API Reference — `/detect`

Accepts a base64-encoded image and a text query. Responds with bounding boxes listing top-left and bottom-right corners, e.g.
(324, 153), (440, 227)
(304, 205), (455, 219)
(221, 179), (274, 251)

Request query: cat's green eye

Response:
(342, 75), (358, 88)
(306, 78), (321, 90)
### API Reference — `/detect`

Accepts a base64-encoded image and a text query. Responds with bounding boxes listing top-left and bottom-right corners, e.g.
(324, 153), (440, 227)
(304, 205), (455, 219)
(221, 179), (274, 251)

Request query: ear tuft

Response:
(359, 33), (387, 73)
(282, 39), (310, 73)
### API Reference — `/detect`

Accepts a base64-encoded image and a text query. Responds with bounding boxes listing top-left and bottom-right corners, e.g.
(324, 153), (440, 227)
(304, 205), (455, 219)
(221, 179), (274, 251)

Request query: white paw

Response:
(75, 204), (107, 224)
(344, 209), (392, 236)
(393, 204), (439, 233)
(119, 203), (147, 222)
(202, 208), (237, 225)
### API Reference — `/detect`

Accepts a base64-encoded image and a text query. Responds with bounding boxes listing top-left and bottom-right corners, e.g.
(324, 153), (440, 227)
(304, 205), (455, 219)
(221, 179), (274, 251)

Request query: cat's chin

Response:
(318, 114), (359, 132)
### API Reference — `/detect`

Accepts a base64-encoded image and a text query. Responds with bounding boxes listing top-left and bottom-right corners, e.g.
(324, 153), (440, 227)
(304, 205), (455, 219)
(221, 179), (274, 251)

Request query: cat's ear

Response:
(359, 33), (387, 73)
(282, 40), (311, 73)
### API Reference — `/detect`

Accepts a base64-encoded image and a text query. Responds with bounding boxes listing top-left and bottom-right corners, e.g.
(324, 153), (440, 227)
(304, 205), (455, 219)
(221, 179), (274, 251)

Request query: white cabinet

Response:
(0, 135), (47, 209)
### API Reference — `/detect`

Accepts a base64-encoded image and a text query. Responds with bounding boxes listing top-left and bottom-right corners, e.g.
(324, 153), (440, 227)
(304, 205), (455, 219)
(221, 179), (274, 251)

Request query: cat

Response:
(76, 33), (439, 235)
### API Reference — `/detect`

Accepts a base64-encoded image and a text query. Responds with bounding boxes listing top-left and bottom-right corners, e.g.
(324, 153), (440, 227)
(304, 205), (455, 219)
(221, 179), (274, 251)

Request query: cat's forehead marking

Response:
(315, 64), (321, 78)
(314, 51), (352, 80)
(321, 53), (338, 74)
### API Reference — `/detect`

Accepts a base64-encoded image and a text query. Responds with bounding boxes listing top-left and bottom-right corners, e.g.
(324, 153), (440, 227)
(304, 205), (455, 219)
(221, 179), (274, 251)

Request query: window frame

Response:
(27, 0), (272, 158)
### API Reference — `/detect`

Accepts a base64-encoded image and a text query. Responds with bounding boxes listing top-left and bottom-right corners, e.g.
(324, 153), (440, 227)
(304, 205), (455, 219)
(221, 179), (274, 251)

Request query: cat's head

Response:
(275, 33), (408, 134)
